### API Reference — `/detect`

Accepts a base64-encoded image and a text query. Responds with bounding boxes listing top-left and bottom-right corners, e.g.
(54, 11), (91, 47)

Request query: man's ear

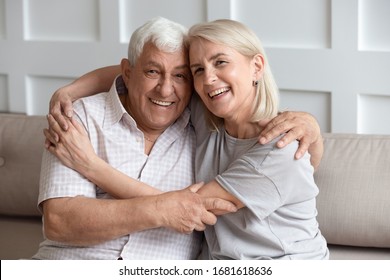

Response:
(121, 58), (132, 86)
(252, 54), (264, 81)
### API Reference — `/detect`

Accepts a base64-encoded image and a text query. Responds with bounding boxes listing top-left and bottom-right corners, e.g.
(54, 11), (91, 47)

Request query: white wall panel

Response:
(0, 0), (389, 135)
(280, 89), (331, 133)
(26, 75), (74, 115)
(0, 74), (8, 112)
(0, 0), (5, 39)
(358, 0), (390, 51)
(23, 0), (100, 41)
(119, 0), (207, 43)
(358, 94), (390, 134)
(232, 0), (331, 49)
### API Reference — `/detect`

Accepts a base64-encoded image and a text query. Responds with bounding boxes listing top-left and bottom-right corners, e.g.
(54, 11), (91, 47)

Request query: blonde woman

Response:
(187, 19), (328, 259)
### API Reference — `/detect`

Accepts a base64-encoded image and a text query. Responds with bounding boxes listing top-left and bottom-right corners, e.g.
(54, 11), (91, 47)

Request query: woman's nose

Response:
(204, 69), (217, 85)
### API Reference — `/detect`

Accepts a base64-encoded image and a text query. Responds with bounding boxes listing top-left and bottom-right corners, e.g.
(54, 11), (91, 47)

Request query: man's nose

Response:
(158, 77), (174, 97)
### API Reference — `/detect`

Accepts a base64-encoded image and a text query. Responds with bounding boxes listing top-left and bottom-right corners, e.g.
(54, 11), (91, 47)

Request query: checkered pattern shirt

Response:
(33, 77), (201, 259)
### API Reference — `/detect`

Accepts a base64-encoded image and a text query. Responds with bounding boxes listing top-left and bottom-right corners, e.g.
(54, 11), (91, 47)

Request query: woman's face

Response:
(189, 38), (262, 122)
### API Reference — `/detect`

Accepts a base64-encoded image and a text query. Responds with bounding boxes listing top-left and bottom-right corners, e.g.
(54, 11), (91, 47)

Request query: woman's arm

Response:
(45, 114), (241, 213)
(195, 180), (245, 211)
(46, 110), (244, 213)
(50, 65), (121, 130)
(45, 114), (161, 199)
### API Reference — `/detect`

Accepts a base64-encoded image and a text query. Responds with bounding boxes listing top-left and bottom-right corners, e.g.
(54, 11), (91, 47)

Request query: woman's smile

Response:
(208, 87), (230, 99)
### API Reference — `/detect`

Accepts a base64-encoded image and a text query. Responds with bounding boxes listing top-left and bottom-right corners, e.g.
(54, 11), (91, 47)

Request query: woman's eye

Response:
(193, 68), (204, 75)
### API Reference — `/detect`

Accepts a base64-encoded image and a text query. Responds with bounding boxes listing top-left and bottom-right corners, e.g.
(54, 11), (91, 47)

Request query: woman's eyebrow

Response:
(190, 53), (227, 69)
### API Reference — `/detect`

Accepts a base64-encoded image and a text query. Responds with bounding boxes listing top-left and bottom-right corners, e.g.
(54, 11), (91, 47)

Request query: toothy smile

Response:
(208, 87), (230, 98)
(150, 99), (174, 107)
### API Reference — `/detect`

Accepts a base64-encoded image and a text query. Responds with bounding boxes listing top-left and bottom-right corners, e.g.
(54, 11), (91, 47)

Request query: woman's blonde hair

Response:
(187, 19), (279, 130)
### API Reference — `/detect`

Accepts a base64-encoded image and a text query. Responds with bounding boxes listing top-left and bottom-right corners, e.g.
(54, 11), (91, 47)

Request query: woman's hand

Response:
(49, 85), (75, 131)
(44, 114), (97, 176)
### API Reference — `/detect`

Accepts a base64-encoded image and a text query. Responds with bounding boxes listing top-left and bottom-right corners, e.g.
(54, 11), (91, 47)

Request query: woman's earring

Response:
(253, 80), (259, 87)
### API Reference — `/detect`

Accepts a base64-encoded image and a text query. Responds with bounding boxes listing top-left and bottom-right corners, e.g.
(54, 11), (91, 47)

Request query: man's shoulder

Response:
(74, 92), (108, 109)
(72, 92), (111, 127)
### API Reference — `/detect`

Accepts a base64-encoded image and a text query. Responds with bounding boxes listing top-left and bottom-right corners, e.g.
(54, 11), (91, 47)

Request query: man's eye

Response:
(145, 70), (159, 78)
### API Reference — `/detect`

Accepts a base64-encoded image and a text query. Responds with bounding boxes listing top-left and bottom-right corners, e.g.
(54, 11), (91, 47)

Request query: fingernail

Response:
(259, 137), (266, 144)
(66, 111), (73, 118)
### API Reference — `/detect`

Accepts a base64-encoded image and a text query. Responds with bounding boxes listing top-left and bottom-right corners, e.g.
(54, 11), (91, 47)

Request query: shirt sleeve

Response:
(37, 108), (97, 213)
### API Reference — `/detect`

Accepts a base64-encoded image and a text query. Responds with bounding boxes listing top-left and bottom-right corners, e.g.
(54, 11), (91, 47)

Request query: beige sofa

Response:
(1, 113), (389, 260)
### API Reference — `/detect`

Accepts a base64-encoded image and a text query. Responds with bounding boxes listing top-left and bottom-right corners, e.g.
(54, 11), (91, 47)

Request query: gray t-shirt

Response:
(191, 94), (329, 260)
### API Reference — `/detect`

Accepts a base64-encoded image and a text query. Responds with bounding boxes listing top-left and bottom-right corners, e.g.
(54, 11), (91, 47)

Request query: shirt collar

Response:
(102, 76), (129, 129)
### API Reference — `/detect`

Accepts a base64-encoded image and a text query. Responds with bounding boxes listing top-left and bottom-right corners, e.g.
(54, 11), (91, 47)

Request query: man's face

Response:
(122, 42), (192, 134)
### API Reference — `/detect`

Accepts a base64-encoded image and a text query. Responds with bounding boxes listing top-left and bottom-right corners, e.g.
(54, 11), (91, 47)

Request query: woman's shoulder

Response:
(245, 136), (305, 170)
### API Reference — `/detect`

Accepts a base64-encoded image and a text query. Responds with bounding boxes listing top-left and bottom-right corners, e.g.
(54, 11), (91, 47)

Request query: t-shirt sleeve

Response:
(215, 157), (282, 220)
(215, 140), (315, 220)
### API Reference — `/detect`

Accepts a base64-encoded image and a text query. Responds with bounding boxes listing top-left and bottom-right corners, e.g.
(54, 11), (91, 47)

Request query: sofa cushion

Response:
(328, 245), (390, 260)
(0, 114), (47, 216)
(315, 133), (390, 248)
(0, 216), (43, 259)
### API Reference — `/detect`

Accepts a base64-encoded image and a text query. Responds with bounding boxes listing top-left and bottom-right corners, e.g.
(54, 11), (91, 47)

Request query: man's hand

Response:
(258, 111), (323, 169)
(155, 184), (237, 234)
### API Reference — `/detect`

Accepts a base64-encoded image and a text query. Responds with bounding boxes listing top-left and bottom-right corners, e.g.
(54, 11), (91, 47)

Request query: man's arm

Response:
(258, 111), (323, 170)
(42, 187), (235, 246)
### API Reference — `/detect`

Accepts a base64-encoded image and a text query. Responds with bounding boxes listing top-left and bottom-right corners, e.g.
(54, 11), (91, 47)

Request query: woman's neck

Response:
(224, 120), (262, 139)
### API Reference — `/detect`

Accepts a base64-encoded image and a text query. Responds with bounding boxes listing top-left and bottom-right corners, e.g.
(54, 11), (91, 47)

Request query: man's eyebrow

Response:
(190, 53), (227, 69)
(144, 61), (161, 68)
(145, 61), (189, 71)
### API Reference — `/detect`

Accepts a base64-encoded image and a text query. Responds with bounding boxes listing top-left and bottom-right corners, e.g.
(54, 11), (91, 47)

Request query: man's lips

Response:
(150, 98), (174, 107)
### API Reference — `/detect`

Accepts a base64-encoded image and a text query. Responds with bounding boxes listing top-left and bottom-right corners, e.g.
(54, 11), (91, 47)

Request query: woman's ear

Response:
(252, 54), (265, 81)
(121, 58), (132, 86)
